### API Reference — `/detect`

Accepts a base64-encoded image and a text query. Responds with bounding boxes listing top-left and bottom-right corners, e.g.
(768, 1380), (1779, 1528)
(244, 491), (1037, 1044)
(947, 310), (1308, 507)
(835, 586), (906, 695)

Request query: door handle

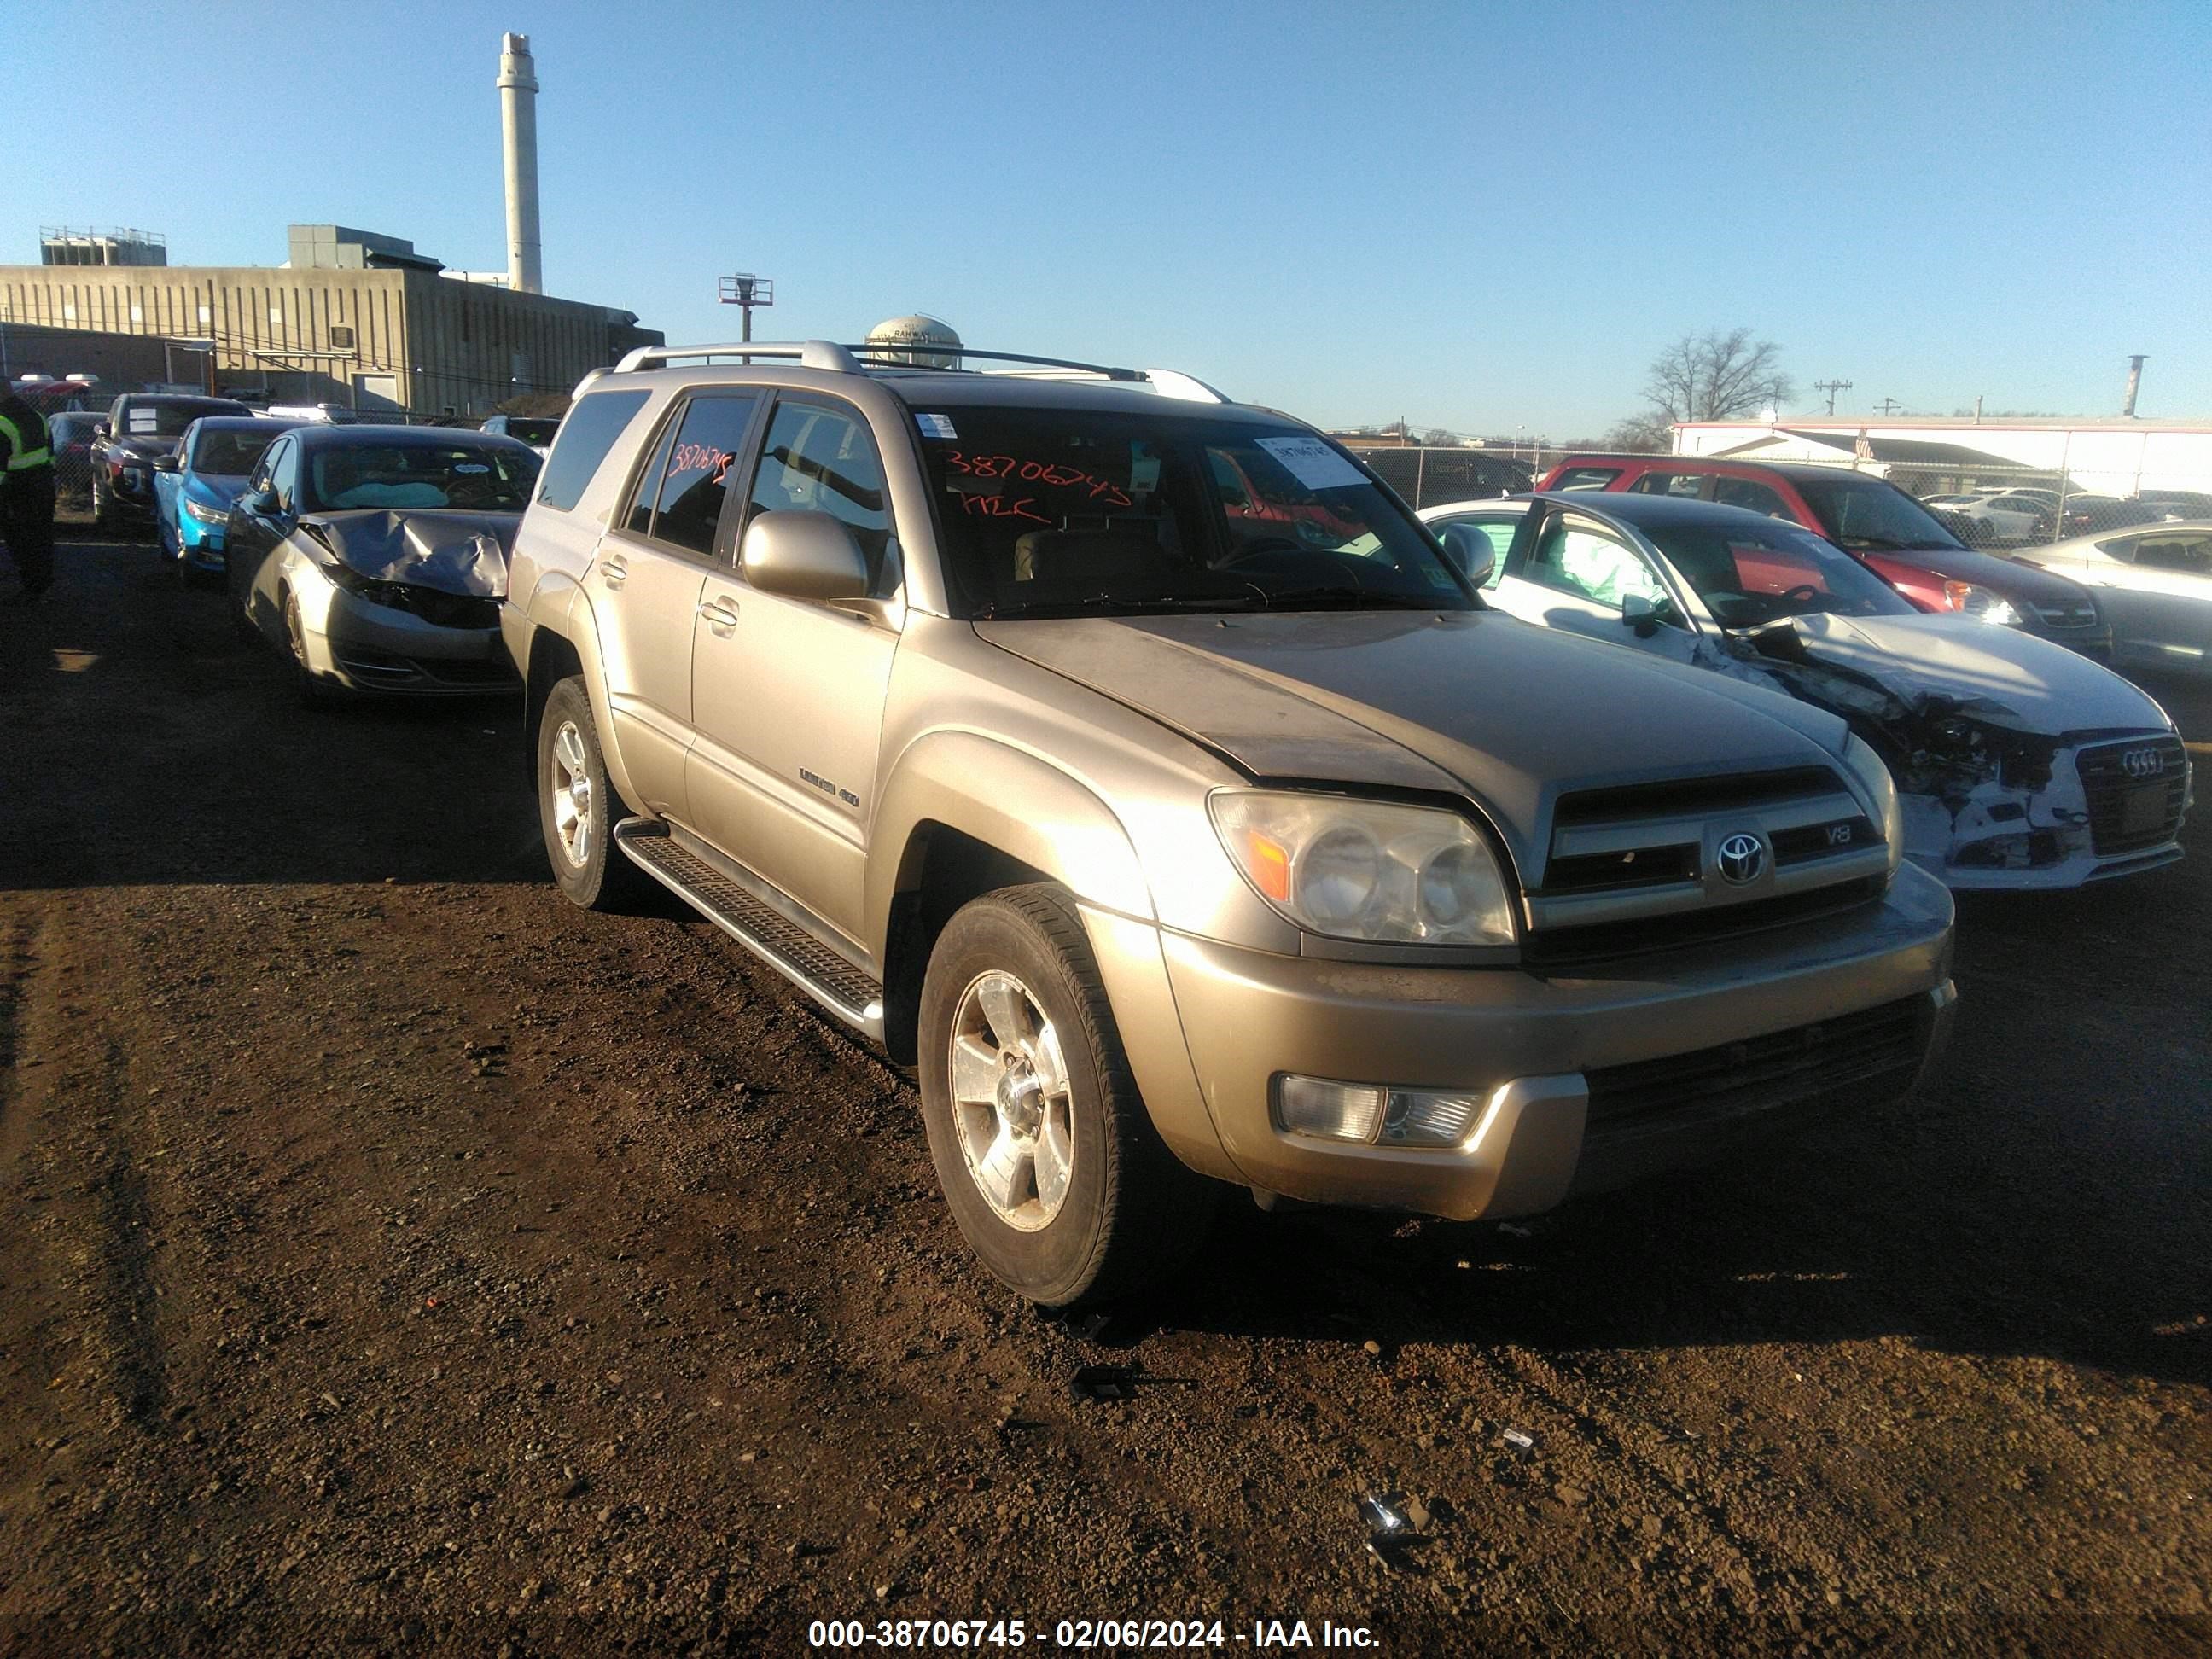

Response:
(599, 556), (628, 590)
(697, 597), (741, 631)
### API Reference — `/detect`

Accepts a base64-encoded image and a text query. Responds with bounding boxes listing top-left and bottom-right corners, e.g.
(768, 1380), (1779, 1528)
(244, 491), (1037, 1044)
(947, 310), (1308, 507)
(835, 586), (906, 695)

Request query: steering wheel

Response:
(1218, 535), (1317, 567)
(1780, 584), (1823, 607)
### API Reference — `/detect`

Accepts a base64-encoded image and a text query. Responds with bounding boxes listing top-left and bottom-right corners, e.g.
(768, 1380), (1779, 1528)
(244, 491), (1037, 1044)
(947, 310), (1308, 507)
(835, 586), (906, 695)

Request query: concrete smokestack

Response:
(497, 32), (543, 294)
(2122, 353), (2146, 418)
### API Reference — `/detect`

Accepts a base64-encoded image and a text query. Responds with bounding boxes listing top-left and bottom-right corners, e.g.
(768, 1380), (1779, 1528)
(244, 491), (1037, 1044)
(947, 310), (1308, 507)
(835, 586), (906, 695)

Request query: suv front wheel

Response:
(919, 884), (1215, 1307)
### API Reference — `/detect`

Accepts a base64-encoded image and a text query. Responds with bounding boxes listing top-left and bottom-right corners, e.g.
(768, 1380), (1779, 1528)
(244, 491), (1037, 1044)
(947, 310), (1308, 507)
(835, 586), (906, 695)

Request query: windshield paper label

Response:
(916, 413), (958, 439)
(127, 408), (160, 434)
(1256, 434), (1366, 491)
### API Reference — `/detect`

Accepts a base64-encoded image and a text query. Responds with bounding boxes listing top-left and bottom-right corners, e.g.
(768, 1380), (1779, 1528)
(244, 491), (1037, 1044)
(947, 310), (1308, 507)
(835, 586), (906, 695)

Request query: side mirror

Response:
(238, 487), (275, 516)
(94, 421), (110, 439)
(742, 510), (870, 602)
(1621, 591), (1664, 636)
(152, 454), (180, 474)
(1437, 524), (1497, 588)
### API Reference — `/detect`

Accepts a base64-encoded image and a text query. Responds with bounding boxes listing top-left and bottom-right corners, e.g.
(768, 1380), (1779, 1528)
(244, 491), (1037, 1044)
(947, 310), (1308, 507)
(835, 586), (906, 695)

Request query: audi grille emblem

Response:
(2122, 747), (2166, 780)
(1715, 832), (1767, 886)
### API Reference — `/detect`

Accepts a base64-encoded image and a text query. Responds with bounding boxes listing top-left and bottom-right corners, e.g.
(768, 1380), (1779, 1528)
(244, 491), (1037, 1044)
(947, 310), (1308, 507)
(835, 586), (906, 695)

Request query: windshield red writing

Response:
(959, 492), (1051, 526)
(944, 451), (1133, 509)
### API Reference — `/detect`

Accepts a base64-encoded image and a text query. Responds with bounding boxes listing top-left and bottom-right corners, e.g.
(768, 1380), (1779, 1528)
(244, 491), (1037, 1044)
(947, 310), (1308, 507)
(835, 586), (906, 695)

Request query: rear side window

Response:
(1712, 476), (1790, 517)
(647, 393), (762, 556)
(1630, 471), (1708, 498)
(536, 390), (649, 512)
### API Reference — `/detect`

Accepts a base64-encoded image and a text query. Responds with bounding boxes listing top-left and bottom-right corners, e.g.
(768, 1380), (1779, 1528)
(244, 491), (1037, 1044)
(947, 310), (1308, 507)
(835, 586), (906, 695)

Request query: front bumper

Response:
(295, 571), (518, 696)
(1098, 862), (1956, 1220)
(1906, 733), (2190, 891)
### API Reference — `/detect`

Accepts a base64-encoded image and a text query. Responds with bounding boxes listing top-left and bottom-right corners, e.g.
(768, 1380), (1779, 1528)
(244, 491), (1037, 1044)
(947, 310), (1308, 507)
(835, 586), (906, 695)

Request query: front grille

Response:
(1584, 994), (1925, 1141)
(1543, 844), (1698, 893)
(1771, 815), (1877, 864)
(2077, 737), (2188, 855)
(1552, 767), (1839, 825)
(1524, 876), (1889, 970)
(2033, 603), (2100, 629)
(420, 657), (519, 686)
(387, 587), (500, 630)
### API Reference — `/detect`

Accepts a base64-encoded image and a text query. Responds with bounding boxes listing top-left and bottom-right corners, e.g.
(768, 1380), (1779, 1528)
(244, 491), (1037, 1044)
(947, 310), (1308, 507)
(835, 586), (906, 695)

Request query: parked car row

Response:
(128, 346), (2192, 1309)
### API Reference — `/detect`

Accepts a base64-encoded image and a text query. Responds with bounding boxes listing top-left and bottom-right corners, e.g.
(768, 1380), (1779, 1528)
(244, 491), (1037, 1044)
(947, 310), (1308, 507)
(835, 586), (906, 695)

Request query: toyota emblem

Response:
(2122, 747), (2166, 780)
(1715, 832), (1767, 886)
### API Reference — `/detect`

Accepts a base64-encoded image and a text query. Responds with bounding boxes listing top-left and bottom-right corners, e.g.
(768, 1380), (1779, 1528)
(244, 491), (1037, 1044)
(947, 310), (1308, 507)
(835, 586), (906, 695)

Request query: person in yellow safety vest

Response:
(1, 387), (56, 602)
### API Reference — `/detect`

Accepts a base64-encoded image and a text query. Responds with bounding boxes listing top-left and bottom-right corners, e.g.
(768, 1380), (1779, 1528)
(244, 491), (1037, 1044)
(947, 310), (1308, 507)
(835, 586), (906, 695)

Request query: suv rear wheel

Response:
(919, 883), (1215, 1307)
(537, 677), (649, 911)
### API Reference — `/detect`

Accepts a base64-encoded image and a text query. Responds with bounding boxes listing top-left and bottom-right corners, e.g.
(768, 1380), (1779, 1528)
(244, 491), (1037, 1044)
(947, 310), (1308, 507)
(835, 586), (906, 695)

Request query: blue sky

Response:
(9, 0), (2208, 435)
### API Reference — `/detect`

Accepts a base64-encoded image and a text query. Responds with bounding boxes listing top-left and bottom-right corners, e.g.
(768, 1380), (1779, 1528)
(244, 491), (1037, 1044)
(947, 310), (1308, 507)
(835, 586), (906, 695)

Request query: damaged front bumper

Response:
(1907, 732), (2192, 890)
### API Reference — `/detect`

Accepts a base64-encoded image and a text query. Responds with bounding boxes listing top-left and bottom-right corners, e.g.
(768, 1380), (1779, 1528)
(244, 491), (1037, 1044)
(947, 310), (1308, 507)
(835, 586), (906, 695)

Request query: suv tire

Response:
(919, 883), (1216, 1307)
(538, 677), (650, 911)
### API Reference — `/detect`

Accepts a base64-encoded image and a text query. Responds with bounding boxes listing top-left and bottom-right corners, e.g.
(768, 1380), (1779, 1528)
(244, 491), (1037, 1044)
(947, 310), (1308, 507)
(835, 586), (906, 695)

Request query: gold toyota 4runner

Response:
(501, 341), (1957, 1307)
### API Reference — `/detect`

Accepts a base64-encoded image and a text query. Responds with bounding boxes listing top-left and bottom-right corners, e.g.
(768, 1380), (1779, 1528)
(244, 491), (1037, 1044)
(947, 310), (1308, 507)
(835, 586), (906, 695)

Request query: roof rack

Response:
(610, 338), (1229, 404)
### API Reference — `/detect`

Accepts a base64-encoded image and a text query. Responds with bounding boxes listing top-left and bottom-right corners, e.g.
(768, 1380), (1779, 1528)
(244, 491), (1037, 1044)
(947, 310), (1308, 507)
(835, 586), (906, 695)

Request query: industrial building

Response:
(0, 224), (661, 416)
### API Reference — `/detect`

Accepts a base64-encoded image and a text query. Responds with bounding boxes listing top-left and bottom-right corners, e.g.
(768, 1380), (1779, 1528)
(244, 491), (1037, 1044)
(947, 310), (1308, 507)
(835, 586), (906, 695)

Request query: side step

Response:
(614, 819), (886, 1039)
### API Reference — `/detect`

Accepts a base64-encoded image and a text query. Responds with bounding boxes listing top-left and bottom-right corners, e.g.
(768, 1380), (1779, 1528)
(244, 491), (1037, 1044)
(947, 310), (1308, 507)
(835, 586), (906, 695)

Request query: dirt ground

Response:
(2, 534), (2208, 1656)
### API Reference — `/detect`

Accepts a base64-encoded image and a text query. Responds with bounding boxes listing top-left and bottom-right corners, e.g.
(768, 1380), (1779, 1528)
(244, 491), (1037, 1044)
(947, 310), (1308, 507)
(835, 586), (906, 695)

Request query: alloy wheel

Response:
(947, 970), (1076, 1231)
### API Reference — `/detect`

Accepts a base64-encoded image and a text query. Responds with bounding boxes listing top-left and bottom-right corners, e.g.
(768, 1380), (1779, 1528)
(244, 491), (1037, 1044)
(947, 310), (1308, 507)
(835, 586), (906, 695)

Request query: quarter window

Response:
(747, 400), (894, 591)
(537, 389), (649, 513)
(2130, 536), (2212, 576)
(1549, 465), (1622, 492)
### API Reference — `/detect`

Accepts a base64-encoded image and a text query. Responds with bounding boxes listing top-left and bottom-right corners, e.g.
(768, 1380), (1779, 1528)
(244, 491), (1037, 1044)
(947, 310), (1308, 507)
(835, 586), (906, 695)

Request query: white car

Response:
(1422, 493), (2191, 891)
(2011, 521), (2212, 676)
(1936, 491), (2052, 545)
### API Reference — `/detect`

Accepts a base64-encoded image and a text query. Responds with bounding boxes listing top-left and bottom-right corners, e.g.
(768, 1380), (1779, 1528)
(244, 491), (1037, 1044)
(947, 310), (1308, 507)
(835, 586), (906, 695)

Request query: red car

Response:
(1534, 454), (2111, 658)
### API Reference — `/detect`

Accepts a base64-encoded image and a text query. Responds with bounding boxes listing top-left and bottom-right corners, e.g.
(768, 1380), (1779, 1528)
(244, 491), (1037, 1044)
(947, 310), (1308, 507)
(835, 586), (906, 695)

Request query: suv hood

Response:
(1871, 543), (2093, 602)
(298, 509), (521, 597)
(978, 611), (1854, 860)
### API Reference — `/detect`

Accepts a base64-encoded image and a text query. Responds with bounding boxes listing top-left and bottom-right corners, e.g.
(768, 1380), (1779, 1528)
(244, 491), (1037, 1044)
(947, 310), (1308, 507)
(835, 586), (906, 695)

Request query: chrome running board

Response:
(613, 818), (886, 1040)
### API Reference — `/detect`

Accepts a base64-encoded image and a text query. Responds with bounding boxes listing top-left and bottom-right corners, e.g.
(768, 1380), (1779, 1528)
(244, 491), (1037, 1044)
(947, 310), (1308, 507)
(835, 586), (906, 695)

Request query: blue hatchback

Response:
(154, 417), (298, 580)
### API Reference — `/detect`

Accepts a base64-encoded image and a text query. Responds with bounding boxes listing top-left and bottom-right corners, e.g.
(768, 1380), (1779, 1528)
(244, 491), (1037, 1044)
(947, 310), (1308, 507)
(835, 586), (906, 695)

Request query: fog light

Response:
(1273, 1075), (1485, 1150)
(1274, 1075), (1386, 1144)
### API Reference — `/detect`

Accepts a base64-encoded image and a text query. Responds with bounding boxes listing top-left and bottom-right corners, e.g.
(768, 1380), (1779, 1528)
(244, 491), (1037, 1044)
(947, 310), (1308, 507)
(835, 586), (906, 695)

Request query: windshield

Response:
(499, 417), (561, 445)
(120, 399), (248, 439)
(189, 428), (280, 478)
(1642, 516), (1918, 628)
(915, 409), (1471, 618)
(1792, 473), (1965, 551)
(303, 441), (539, 512)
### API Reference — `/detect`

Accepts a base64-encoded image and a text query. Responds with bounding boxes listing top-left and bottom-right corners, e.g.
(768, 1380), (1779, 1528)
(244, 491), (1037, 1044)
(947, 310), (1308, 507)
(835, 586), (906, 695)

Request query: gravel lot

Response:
(3, 534), (2208, 1656)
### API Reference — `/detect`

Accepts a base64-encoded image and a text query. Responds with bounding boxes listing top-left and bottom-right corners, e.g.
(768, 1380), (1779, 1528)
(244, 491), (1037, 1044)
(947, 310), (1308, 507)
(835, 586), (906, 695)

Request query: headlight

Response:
(1942, 581), (2021, 626)
(1842, 736), (1904, 871)
(182, 497), (228, 526)
(1208, 790), (1517, 947)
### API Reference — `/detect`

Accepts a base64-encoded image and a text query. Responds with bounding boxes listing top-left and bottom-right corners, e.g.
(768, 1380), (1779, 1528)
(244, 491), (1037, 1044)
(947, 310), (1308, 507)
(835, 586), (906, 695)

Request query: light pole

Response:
(718, 274), (775, 343)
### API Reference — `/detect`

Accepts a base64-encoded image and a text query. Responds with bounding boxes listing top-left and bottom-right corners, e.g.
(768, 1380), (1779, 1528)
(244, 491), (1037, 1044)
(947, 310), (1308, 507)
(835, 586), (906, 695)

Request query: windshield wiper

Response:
(976, 590), (1270, 620)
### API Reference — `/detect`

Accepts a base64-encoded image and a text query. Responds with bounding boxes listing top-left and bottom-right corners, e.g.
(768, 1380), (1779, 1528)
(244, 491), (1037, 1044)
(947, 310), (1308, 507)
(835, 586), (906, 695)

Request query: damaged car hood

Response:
(298, 509), (521, 597)
(979, 611), (1854, 859)
(1737, 612), (2165, 736)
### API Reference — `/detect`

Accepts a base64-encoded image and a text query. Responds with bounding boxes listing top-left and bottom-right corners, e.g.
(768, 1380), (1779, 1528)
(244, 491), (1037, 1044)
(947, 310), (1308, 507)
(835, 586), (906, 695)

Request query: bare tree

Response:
(1642, 329), (1793, 423)
(1422, 427), (1458, 447)
(1599, 413), (1674, 453)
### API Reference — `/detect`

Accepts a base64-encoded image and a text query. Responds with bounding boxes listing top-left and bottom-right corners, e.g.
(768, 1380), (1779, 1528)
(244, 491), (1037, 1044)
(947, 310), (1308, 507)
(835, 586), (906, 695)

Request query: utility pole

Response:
(1877, 398), (1903, 416)
(1813, 378), (1854, 416)
(717, 274), (775, 343)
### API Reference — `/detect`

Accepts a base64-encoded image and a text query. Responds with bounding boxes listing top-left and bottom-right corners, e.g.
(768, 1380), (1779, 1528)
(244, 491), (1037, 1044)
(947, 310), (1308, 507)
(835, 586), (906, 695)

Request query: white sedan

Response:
(2011, 521), (2212, 677)
(1421, 493), (2191, 891)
